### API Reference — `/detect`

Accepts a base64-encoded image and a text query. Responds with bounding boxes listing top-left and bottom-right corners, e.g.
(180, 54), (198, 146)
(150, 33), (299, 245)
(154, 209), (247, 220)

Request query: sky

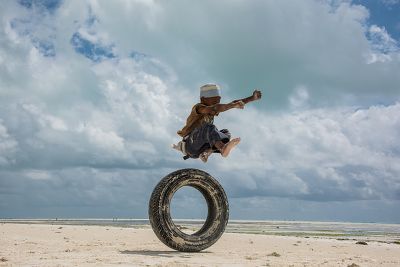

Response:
(0, 0), (399, 223)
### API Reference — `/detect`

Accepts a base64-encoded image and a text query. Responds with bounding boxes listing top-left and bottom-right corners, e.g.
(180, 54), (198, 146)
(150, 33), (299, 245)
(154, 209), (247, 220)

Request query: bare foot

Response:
(220, 137), (241, 157)
(199, 149), (213, 163)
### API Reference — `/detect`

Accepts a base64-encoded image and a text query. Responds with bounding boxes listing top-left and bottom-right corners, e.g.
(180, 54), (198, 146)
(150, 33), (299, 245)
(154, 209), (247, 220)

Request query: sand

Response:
(1, 223), (399, 267)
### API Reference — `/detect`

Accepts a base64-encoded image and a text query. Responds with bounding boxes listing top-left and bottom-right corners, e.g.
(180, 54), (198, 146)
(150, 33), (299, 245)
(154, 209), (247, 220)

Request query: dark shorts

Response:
(184, 123), (231, 158)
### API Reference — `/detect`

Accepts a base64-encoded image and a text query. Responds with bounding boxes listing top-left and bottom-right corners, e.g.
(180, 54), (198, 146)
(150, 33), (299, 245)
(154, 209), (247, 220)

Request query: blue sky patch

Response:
(10, 18), (56, 57)
(10, 18), (31, 36)
(32, 38), (56, 57)
(18, 0), (63, 13)
(367, 26), (399, 54)
(70, 32), (116, 62)
(354, 0), (400, 41)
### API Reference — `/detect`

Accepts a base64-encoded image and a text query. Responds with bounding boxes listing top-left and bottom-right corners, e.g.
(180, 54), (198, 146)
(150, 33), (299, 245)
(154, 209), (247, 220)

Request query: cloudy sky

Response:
(0, 0), (399, 223)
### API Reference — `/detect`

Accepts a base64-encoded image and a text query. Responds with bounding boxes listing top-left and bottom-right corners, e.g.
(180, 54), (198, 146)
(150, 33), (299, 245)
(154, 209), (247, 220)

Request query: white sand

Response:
(1, 223), (399, 266)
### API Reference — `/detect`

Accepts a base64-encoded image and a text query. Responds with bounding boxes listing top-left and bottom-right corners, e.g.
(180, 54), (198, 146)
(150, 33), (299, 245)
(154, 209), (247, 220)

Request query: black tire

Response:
(148, 168), (229, 252)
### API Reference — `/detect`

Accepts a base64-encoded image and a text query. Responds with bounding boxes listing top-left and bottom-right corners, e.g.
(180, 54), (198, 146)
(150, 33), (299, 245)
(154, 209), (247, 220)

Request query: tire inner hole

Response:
(170, 185), (208, 235)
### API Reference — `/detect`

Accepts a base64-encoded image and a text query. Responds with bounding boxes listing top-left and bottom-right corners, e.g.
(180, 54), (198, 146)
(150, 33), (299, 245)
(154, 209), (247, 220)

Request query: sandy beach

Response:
(1, 222), (399, 267)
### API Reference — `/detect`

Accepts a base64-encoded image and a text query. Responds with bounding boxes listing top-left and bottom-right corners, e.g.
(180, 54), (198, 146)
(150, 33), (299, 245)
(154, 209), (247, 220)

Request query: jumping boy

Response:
(173, 84), (262, 162)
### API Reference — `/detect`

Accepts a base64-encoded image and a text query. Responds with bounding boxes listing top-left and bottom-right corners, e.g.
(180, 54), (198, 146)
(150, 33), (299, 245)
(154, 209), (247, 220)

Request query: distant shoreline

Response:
(2, 218), (399, 243)
(1, 218), (399, 224)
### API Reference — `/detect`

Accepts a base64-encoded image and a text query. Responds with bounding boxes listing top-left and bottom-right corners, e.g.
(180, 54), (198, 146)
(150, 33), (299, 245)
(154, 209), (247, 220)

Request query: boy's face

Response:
(201, 96), (221, 106)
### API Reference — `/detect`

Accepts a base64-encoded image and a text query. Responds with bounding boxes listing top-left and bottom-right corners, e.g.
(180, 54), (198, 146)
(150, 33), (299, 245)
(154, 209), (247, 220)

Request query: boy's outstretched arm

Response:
(197, 89), (262, 115)
(197, 101), (244, 115)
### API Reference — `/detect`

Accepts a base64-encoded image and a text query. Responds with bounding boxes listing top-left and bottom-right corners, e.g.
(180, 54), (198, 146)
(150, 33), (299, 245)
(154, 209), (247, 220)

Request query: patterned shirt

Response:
(177, 103), (219, 137)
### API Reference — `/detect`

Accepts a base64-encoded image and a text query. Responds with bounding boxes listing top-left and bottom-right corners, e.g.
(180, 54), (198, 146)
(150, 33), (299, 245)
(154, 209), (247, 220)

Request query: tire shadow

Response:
(120, 249), (212, 258)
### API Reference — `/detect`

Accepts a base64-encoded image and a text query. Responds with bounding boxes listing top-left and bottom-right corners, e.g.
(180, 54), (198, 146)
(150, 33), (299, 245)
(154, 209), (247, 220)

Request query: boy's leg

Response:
(186, 123), (240, 159)
(211, 129), (231, 154)
(214, 138), (241, 157)
(184, 124), (214, 158)
(199, 148), (213, 163)
(206, 125), (240, 158)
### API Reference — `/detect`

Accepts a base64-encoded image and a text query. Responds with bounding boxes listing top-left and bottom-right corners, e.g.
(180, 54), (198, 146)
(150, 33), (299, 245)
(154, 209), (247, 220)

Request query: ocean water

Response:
(1, 219), (399, 243)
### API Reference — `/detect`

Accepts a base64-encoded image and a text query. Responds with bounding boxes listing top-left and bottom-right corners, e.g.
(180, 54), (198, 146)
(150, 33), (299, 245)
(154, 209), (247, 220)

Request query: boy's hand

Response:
(251, 89), (262, 101)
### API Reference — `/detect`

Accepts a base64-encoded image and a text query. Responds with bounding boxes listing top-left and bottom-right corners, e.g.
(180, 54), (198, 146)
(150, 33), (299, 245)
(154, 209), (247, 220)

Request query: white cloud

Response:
(25, 170), (51, 180)
(365, 52), (392, 64)
(213, 102), (400, 201)
(21, 103), (68, 131)
(80, 125), (125, 153)
(365, 25), (399, 63)
(0, 120), (18, 166)
(380, 0), (400, 6)
(0, 0), (193, 169)
(85, 0), (400, 107)
(289, 85), (310, 109)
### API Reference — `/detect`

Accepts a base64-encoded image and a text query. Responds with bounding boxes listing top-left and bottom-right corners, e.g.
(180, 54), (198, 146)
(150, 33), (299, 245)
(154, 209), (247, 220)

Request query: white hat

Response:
(200, 84), (221, 98)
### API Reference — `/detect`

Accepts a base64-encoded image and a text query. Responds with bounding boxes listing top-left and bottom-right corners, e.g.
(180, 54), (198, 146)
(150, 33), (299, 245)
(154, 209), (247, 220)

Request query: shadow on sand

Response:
(120, 249), (212, 258)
